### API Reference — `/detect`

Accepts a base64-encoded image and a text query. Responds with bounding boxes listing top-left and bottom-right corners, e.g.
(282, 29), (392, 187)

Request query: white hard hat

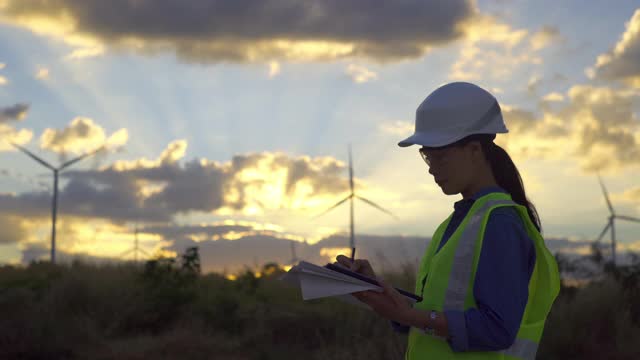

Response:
(398, 82), (508, 148)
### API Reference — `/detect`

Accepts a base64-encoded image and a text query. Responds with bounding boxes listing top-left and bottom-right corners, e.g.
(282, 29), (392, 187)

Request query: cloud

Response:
(39, 117), (128, 155)
(0, 215), (29, 244)
(0, 103), (33, 151)
(0, 0), (477, 64)
(378, 120), (414, 136)
(542, 92), (565, 102)
(35, 66), (49, 80)
(0, 63), (6, 85)
(0, 103), (29, 123)
(268, 61), (280, 78)
(529, 25), (561, 51)
(591, 9), (640, 87)
(0, 145), (353, 224)
(527, 74), (541, 94)
(0, 126), (33, 151)
(499, 84), (640, 172)
(449, 16), (543, 81)
(141, 222), (260, 243)
(345, 64), (377, 83)
(612, 186), (640, 204)
(20, 243), (126, 265)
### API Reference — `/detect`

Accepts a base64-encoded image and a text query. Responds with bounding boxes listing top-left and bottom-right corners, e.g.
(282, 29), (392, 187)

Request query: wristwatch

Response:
(423, 310), (438, 335)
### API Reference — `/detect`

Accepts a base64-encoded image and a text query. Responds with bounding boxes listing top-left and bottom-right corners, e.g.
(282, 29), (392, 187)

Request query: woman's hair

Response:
(455, 134), (542, 233)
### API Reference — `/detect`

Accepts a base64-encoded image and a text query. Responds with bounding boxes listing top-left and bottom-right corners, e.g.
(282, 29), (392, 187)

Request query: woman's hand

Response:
(354, 279), (413, 324)
(334, 255), (376, 278)
(333, 255), (412, 324)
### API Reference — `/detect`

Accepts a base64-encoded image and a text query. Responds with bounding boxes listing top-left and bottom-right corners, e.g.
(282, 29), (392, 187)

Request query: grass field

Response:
(1, 251), (639, 360)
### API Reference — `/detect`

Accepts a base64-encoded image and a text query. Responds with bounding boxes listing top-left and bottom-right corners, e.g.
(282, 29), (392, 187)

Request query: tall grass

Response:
(0, 254), (639, 359)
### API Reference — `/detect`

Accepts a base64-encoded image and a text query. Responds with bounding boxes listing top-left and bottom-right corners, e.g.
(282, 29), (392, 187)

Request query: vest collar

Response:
(453, 185), (507, 211)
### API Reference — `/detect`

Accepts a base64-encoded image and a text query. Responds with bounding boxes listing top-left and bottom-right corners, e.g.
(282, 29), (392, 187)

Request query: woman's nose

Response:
(428, 166), (435, 176)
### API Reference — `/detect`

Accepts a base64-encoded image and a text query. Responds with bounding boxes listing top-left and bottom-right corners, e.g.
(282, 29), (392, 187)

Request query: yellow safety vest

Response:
(406, 192), (560, 359)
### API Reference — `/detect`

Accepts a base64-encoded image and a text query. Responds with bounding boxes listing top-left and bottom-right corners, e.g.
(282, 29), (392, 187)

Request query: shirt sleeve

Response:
(445, 207), (536, 352)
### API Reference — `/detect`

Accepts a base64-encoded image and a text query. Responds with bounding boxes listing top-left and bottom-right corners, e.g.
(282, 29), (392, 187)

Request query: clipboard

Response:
(324, 263), (423, 302)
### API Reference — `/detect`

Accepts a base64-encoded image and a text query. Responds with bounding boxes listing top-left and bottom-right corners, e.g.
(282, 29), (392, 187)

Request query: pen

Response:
(351, 247), (356, 262)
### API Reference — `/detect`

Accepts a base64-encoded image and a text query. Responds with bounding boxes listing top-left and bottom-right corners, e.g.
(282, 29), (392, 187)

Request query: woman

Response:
(335, 82), (560, 359)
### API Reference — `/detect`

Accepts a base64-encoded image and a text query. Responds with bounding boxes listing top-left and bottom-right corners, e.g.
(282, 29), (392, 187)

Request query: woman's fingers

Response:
(336, 255), (352, 267)
(334, 255), (376, 277)
(350, 260), (360, 271)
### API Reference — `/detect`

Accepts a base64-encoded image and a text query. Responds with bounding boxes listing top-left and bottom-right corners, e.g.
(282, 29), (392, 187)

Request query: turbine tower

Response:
(314, 144), (398, 252)
(12, 143), (105, 264)
(289, 241), (298, 265)
(121, 223), (150, 263)
(595, 175), (640, 266)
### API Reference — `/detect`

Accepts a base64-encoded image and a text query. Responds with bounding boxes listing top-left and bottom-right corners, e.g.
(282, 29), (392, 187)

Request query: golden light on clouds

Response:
(461, 16), (528, 47)
(0, 62), (7, 84)
(3, 12), (105, 60)
(136, 181), (168, 200)
(592, 9), (640, 86)
(529, 26), (561, 51)
(610, 185), (640, 211)
(279, 40), (355, 60)
(319, 247), (351, 262)
(113, 139), (186, 171)
(40, 117), (128, 154)
(35, 66), (49, 79)
(345, 64), (377, 83)
(268, 61), (280, 78)
(0, 0), (476, 63)
(450, 16), (549, 81)
(158, 139), (187, 164)
(542, 92), (565, 102)
(39, 219), (162, 258)
(0, 126), (32, 150)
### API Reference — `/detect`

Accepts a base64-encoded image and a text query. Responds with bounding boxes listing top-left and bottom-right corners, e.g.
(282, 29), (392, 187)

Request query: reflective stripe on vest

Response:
(500, 338), (538, 360)
(443, 198), (540, 360)
(406, 193), (558, 360)
(443, 199), (516, 310)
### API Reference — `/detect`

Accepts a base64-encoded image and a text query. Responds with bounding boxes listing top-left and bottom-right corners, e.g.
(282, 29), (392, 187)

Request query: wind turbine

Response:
(289, 241), (298, 265)
(11, 143), (105, 264)
(121, 223), (150, 263)
(313, 144), (398, 253)
(595, 175), (640, 266)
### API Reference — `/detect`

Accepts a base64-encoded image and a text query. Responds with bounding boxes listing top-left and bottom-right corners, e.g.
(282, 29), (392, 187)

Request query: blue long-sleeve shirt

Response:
(392, 186), (536, 352)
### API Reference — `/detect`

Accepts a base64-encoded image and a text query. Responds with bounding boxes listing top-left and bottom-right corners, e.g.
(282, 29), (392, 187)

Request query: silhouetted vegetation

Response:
(0, 247), (639, 359)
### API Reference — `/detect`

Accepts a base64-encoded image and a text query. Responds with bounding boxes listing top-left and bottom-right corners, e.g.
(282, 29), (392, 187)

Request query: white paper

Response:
(279, 261), (418, 309)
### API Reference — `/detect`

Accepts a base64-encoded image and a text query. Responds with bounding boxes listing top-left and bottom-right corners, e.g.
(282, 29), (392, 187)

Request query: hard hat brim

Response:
(397, 131), (472, 148)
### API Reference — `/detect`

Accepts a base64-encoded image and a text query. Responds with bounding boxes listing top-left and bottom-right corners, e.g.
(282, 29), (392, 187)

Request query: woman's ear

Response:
(468, 141), (483, 160)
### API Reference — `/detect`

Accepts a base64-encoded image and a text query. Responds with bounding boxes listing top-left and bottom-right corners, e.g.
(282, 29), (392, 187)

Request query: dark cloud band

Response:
(0, 0), (476, 62)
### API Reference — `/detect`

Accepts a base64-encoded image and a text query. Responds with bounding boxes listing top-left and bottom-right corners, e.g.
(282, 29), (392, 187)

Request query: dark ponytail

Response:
(480, 140), (542, 233)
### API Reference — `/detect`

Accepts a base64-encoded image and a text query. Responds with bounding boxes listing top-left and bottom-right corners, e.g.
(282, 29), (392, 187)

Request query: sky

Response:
(0, 0), (639, 271)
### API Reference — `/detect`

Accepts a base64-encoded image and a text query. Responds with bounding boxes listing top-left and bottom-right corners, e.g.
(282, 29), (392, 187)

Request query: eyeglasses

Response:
(419, 147), (453, 167)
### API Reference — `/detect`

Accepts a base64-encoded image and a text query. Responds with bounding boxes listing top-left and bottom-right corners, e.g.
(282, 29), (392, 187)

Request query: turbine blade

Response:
(312, 195), (352, 219)
(597, 175), (615, 215)
(138, 248), (151, 256)
(11, 143), (55, 171)
(617, 215), (640, 223)
(596, 221), (611, 242)
(356, 195), (399, 220)
(60, 145), (106, 170)
(120, 248), (134, 257)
